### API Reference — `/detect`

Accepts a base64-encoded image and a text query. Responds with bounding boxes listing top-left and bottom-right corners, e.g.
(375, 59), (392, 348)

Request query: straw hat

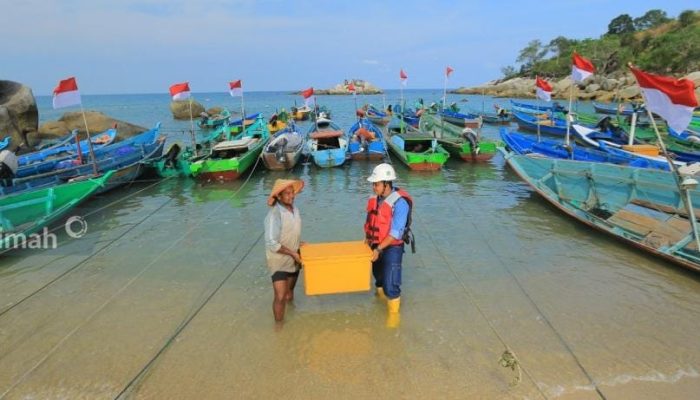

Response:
(267, 179), (304, 206)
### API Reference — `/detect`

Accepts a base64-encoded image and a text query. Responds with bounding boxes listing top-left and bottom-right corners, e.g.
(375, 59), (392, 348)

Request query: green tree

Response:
(607, 14), (635, 35)
(633, 9), (670, 30)
(500, 65), (517, 79)
(516, 39), (546, 73)
(678, 10), (698, 27)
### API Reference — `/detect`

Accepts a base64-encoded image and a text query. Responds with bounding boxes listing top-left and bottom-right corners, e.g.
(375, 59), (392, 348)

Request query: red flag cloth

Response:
(572, 52), (595, 83)
(629, 66), (698, 132)
(535, 77), (552, 102)
(301, 87), (314, 99)
(169, 82), (191, 101)
(400, 69), (408, 80)
(446, 66), (454, 78)
(229, 80), (243, 97)
(52, 77), (81, 109)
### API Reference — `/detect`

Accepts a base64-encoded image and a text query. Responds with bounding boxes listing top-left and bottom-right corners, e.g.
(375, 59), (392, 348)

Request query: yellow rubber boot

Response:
(386, 297), (401, 328)
(376, 287), (387, 301)
(387, 297), (400, 313)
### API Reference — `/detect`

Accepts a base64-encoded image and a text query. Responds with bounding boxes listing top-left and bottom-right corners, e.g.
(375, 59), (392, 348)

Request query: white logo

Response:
(65, 216), (88, 239)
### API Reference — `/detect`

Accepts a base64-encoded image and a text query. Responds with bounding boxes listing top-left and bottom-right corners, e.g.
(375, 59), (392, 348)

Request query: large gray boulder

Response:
(0, 80), (39, 150)
(618, 85), (641, 99)
(38, 111), (147, 140)
(170, 100), (205, 120)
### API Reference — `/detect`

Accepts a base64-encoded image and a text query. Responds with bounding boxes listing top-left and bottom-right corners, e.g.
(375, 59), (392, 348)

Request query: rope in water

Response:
(445, 180), (607, 400)
(0, 155), (266, 399)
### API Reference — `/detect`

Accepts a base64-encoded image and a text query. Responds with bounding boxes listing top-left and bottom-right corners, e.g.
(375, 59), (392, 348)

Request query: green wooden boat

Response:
(418, 113), (500, 162)
(0, 171), (114, 250)
(149, 125), (227, 178)
(500, 147), (700, 272)
(386, 120), (449, 170)
(190, 115), (270, 182)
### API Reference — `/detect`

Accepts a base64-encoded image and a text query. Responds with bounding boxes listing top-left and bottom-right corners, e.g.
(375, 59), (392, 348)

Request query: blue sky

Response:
(3, 1), (698, 95)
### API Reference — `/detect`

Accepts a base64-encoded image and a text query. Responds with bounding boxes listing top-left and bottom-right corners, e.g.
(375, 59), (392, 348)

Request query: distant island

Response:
(294, 79), (383, 95)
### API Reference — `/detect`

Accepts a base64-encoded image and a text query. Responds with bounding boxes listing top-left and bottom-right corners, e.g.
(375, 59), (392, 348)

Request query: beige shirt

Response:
(264, 203), (302, 274)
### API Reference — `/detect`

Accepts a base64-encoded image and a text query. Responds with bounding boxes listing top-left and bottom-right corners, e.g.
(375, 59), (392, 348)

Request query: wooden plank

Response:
(607, 208), (659, 236)
(631, 198), (700, 220)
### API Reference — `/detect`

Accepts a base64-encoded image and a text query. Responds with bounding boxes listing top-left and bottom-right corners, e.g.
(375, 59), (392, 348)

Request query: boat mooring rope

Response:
(441, 192), (607, 400)
(1, 156), (267, 398)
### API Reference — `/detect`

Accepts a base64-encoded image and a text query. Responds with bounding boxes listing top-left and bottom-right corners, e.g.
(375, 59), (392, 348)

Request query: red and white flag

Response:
(301, 87), (314, 107)
(630, 66), (699, 133)
(446, 66), (454, 78)
(52, 77), (81, 109)
(169, 82), (191, 101)
(229, 80), (242, 97)
(535, 77), (552, 102)
(400, 69), (408, 86)
(572, 52), (595, 83)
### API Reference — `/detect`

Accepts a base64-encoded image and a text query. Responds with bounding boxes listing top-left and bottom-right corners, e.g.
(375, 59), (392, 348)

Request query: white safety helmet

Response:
(367, 163), (397, 182)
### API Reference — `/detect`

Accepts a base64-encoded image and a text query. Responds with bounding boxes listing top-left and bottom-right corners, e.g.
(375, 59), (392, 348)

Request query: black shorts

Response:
(271, 269), (300, 282)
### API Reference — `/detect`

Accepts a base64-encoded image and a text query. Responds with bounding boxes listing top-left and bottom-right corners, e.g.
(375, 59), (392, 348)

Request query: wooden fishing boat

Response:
(199, 109), (231, 129)
(499, 129), (659, 168)
(15, 124), (159, 179)
(0, 170), (114, 250)
(18, 128), (116, 167)
(386, 120), (449, 170)
(4, 128), (165, 196)
(419, 113), (498, 162)
(190, 115), (269, 181)
(479, 111), (512, 125)
(305, 116), (348, 168)
(393, 104), (421, 128)
(267, 119), (287, 135)
(513, 111), (570, 137)
(510, 99), (564, 114)
(500, 147), (700, 273)
(347, 118), (387, 161)
(364, 106), (391, 126)
(438, 109), (482, 129)
(592, 101), (641, 116)
(291, 105), (312, 121)
(225, 113), (262, 137)
(261, 123), (305, 170)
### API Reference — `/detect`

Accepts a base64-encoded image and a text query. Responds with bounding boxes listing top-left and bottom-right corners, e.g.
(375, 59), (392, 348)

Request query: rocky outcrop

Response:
(0, 80), (39, 150)
(452, 71), (700, 102)
(170, 100), (205, 120)
(295, 79), (383, 95)
(38, 111), (147, 140)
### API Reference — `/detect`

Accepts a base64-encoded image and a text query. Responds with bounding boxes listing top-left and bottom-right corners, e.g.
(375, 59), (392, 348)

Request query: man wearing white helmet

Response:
(364, 163), (413, 318)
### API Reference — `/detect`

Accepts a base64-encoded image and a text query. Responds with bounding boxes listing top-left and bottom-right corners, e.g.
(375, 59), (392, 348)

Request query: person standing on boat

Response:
(264, 179), (304, 323)
(364, 163), (413, 320)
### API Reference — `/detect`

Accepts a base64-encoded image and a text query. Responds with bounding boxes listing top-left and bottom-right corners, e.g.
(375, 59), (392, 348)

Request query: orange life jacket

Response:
(364, 188), (413, 246)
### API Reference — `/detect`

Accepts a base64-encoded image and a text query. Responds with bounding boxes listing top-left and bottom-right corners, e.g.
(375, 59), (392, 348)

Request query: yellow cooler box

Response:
(300, 241), (372, 295)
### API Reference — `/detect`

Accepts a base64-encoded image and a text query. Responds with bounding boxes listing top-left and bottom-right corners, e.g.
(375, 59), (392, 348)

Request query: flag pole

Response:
(188, 97), (198, 156)
(79, 105), (99, 176)
(400, 73), (405, 134)
(565, 81), (574, 148)
(240, 90), (246, 134)
(442, 72), (448, 111)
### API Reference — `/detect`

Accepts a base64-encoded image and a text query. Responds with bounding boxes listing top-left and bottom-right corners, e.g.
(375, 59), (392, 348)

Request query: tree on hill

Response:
(678, 10), (698, 27)
(633, 9), (670, 30)
(607, 14), (635, 35)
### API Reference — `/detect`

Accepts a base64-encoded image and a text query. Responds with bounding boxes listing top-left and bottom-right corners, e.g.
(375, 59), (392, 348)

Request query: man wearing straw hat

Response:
(264, 178), (304, 323)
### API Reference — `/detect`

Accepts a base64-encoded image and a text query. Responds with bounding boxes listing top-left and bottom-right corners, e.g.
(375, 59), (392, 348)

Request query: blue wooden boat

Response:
(4, 128), (164, 196)
(348, 118), (387, 160)
(393, 104), (420, 128)
(365, 105), (391, 126)
(0, 137), (10, 151)
(510, 100), (564, 114)
(592, 101), (641, 116)
(499, 129), (657, 168)
(305, 116), (348, 168)
(500, 147), (700, 273)
(18, 129), (116, 167)
(438, 109), (482, 129)
(571, 124), (678, 171)
(513, 111), (569, 136)
(15, 124), (160, 179)
(199, 109), (231, 129)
